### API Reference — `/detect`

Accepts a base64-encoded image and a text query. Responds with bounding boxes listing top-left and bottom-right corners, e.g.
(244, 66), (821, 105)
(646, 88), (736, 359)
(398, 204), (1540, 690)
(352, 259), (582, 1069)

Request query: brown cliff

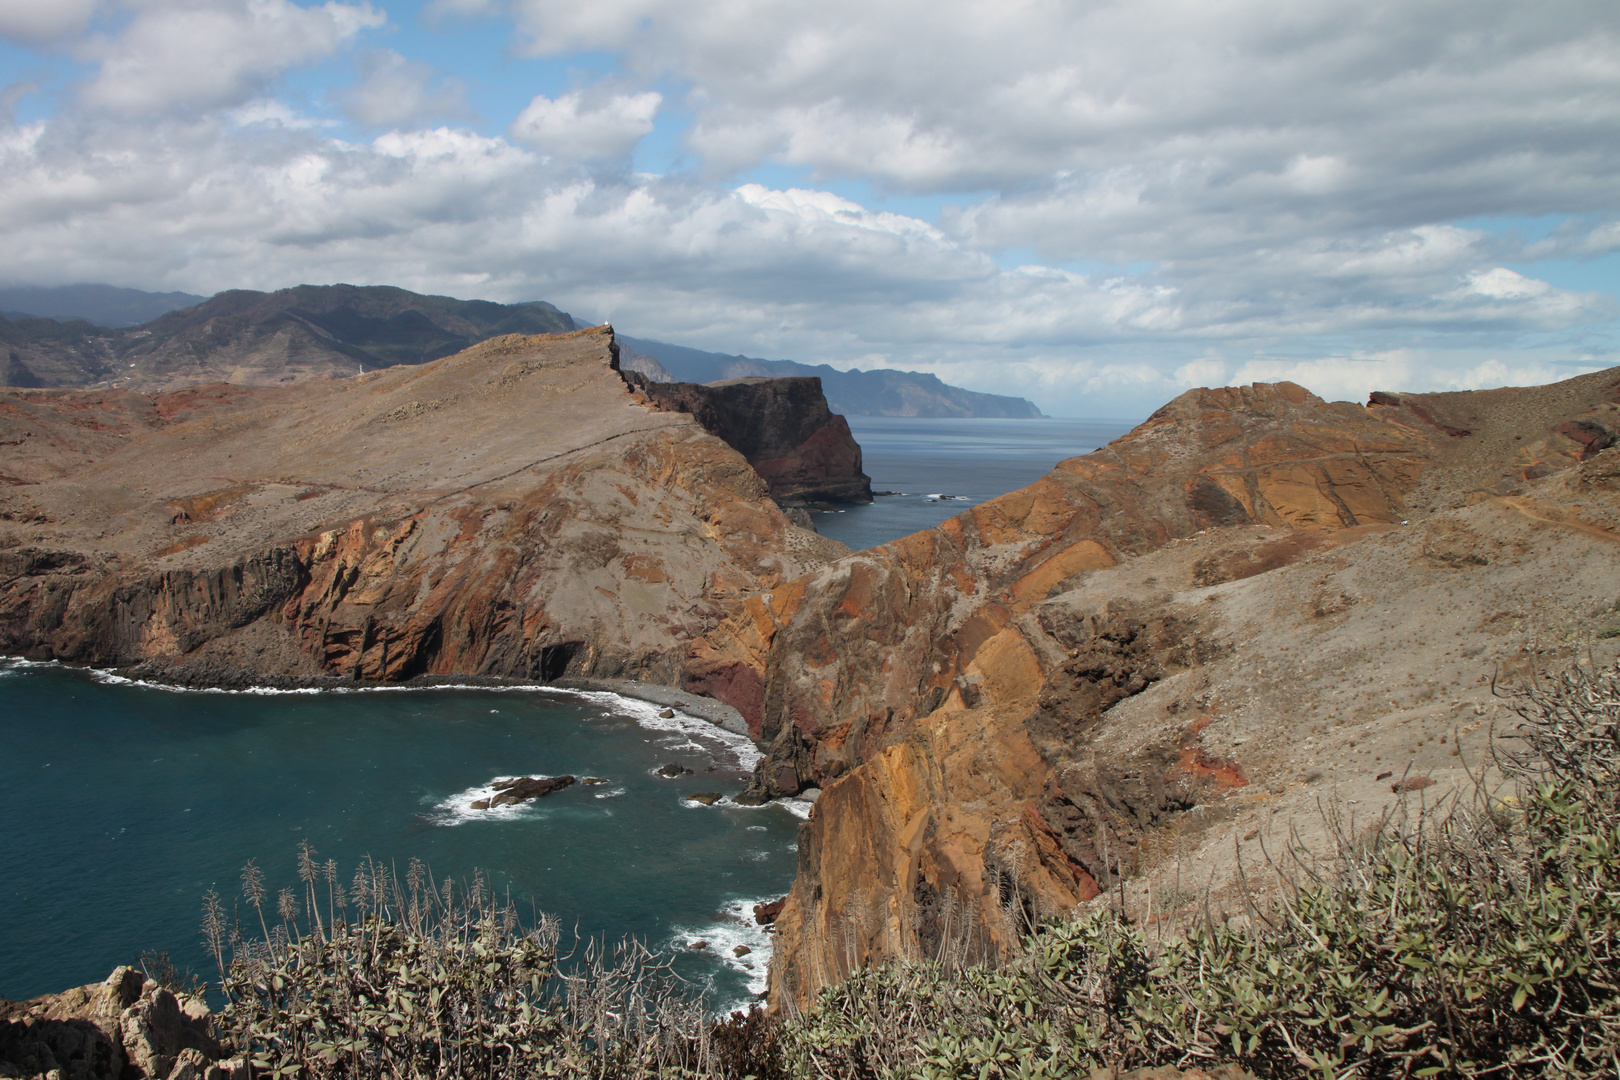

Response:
(0, 326), (848, 685)
(625, 373), (872, 505)
(680, 372), (1620, 1004)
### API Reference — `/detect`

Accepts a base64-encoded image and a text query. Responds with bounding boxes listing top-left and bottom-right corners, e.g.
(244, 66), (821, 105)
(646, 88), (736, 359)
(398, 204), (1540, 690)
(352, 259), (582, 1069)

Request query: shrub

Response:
(206, 852), (721, 1079)
(785, 662), (1620, 1079)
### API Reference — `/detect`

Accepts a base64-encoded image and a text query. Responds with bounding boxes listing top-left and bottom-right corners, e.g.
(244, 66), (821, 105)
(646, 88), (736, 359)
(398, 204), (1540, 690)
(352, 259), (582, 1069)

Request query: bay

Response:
(813, 416), (1140, 551)
(0, 662), (803, 1008)
(0, 415), (1141, 1010)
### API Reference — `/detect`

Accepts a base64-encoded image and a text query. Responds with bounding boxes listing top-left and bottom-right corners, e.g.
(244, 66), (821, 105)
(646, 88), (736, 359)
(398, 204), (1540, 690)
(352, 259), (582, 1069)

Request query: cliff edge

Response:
(626, 373), (872, 505)
(0, 326), (847, 685)
(679, 371), (1620, 1004)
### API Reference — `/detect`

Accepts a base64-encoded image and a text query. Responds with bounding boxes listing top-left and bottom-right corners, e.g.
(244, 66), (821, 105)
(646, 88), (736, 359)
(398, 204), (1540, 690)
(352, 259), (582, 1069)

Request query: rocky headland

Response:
(678, 371), (1620, 1004)
(626, 372), (872, 505)
(0, 325), (848, 685)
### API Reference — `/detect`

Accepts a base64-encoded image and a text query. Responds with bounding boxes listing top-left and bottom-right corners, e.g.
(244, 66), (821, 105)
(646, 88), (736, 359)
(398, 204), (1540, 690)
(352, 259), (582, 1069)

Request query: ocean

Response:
(812, 416), (1139, 551)
(0, 415), (1139, 1008)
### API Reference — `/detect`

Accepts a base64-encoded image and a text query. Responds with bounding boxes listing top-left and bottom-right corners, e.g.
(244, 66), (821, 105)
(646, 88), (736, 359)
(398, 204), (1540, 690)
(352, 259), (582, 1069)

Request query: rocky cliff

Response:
(0, 326), (847, 685)
(1, 968), (236, 1080)
(626, 373), (872, 505)
(679, 372), (1620, 1004)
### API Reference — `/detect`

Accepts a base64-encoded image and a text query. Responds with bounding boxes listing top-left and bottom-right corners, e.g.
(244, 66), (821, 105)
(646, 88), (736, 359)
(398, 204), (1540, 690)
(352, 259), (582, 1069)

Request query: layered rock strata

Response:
(0, 326), (847, 685)
(680, 372), (1620, 1005)
(625, 373), (872, 505)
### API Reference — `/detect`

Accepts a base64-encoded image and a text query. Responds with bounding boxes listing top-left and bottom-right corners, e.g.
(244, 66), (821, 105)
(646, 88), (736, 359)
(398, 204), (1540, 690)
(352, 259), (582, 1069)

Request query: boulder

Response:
(488, 775), (574, 806)
(752, 898), (785, 925)
(686, 792), (723, 805)
(0, 969), (223, 1080)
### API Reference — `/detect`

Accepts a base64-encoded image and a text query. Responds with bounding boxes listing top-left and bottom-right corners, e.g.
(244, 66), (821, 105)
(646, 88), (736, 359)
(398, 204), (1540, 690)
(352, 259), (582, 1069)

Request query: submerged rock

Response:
(655, 763), (693, 778)
(581, 776), (611, 785)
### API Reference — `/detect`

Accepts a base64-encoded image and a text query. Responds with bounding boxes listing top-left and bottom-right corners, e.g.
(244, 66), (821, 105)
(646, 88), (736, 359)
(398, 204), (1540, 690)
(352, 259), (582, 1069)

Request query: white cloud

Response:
(508, 89), (660, 160)
(0, 0), (99, 43)
(337, 48), (468, 128)
(0, 0), (1615, 418)
(79, 0), (384, 116)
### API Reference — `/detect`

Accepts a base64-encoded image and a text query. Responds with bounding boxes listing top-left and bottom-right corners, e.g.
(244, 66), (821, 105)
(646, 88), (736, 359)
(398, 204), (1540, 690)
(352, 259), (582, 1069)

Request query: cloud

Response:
(0, 0), (1615, 418)
(79, 0), (384, 116)
(508, 89), (661, 160)
(0, 0), (99, 44)
(337, 48), (468, 128)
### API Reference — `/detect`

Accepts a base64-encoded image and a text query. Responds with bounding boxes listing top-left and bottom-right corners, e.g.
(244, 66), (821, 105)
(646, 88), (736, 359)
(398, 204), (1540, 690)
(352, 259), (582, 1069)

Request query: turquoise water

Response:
(0, 661), (804, 1008)
(813, 416), (1139, 551)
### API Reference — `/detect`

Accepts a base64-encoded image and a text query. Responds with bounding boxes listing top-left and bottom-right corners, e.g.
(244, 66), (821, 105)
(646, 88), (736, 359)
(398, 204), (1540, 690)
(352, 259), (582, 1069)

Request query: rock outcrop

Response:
(679, 372), (1620, 1005)
(0, 326), (848, 685)
(0, 968), (237, 1080)
(625, 374), (872, 505)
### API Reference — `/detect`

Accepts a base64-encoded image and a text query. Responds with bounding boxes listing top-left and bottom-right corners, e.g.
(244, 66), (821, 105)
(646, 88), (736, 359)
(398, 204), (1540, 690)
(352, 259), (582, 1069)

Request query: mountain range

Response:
(0, 284), (1043, 418)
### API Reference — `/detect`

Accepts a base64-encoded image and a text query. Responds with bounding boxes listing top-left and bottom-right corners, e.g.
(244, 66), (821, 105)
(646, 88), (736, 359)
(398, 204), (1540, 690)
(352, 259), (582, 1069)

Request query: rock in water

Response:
(487, 775), (574, 806)
(686, 792), (723, 805)
(752, 898), (785, 925)
(655, 763), (693, 778)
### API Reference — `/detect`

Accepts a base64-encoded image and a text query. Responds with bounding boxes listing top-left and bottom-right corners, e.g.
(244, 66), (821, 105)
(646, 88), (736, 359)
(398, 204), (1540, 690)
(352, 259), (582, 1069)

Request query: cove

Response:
(0, 660), (803, 1011)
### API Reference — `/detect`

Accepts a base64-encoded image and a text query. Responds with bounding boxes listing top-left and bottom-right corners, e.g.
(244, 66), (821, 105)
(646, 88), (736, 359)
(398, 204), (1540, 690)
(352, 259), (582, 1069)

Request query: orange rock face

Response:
(682, 370), (1620, 1005)
(0, 327), (846, 685)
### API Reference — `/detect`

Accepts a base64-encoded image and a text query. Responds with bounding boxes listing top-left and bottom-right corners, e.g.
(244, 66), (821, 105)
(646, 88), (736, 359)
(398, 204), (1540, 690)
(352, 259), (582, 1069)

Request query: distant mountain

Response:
(0, 285), (1042, 417)
(0, 315), (118, 388)
(0, 284), (575, 389)
(618, 336), (1043, 418)
(0, 284), (207, 327)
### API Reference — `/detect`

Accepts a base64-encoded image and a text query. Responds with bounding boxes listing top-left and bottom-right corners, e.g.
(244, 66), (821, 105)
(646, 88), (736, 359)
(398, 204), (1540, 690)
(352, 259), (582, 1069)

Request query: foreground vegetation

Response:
(201, 661), (1620, 1078)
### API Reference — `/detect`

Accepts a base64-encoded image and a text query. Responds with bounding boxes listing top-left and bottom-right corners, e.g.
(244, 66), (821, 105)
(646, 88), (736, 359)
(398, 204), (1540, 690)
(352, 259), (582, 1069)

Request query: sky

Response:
(1, 0), (1617, 416)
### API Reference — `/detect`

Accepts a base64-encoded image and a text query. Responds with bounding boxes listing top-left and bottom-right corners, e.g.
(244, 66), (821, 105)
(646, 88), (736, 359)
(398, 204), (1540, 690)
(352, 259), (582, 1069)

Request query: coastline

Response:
(0, 656), (754, 743)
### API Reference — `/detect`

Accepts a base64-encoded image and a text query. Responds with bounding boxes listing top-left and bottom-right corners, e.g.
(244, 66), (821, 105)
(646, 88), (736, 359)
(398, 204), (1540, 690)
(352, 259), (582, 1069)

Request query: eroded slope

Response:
(0, 327), (845, 684)
(678, 372), (1620, 1004)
